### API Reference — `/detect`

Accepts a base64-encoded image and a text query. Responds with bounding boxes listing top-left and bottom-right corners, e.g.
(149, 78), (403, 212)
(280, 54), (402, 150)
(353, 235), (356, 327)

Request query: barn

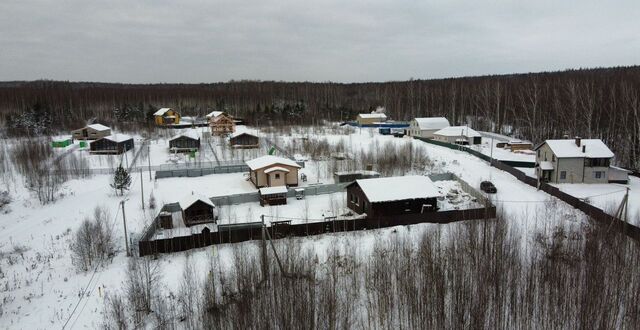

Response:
(90, 134), (134, 154)
(345, 176), (441, 217)
(71, 124), (111, 140)
(169, 131), (200, 152)
(229, 130), (259, 148)
(246, 155), (301, 188)
(408, 117), (450, 138)
(178, 194), (217, 226)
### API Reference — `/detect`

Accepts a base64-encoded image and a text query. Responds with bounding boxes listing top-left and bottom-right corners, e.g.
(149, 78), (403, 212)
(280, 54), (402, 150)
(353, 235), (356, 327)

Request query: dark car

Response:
(480, 181), (497, 193)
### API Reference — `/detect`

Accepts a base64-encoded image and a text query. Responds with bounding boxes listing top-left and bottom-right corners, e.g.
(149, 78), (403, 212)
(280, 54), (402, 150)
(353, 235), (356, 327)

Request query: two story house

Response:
(534, 137), (614, 184)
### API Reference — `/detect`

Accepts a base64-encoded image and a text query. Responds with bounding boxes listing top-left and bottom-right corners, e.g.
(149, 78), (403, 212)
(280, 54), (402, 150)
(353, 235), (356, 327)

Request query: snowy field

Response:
(0, 124), (610, 328)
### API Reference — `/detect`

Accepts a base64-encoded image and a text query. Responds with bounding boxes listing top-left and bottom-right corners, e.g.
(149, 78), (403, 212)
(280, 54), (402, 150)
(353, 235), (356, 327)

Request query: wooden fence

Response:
(138, 206), (496, 256)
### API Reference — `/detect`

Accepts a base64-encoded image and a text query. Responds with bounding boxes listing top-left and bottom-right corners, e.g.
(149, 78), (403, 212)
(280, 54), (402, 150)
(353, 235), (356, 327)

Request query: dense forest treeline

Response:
(0, 66), (639, 168)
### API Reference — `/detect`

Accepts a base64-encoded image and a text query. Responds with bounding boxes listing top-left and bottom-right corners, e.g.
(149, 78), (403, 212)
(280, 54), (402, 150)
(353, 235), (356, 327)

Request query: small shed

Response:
(169, 131), (200, 152)
(346, 175), (442, 217)
(178, 194), (217, 226)
(90, 134), (134, 154)
(259, 186), (288, 206)
(334, 170), (381, 183)
(71, 124), (111, 140)
(229, 130), (259, 148)
(608, 166), (631, 184)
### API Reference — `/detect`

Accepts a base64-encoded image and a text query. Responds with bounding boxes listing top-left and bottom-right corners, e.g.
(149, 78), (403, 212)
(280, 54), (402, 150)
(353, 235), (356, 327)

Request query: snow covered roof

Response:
(102, 134), (132, 143)
(433, 126), (482, 138)
(87, 123), (111, 131)
(206, 111), (225, 118)
(229, 129), (259, 139)
(153, 108), (174, 116)
(539, 161), (554, 170)
(538, 139), (614, 159)
(259, 186), (288, 195)
(413, 117), (450, 130)
(178, 193), (215, 210)
(353, 175), (441, 203)
(52, 135), (72, 141)
(245, 155), (301, 170)
(170, 130), (200, 141)
(358, 113), (387, 119)
(264, 166), (290, 174)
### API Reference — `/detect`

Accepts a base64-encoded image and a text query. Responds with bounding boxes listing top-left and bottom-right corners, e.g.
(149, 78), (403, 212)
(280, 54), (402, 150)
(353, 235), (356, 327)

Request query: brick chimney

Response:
(574, 136), (581, 147)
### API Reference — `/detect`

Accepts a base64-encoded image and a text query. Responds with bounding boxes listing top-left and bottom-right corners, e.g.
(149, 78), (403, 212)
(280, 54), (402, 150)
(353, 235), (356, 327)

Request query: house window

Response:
(355, 196), (359, 206)
(537, 150), (540, 158)
(560, 171), (567, 180)
(552, 155), (556, 162)
(594, 171), (602, 179)
(275, 173), (281, 179)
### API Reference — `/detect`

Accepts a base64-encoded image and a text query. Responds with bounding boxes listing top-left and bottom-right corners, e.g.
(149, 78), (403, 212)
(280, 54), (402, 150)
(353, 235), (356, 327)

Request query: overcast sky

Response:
(1, 0), (638, 83)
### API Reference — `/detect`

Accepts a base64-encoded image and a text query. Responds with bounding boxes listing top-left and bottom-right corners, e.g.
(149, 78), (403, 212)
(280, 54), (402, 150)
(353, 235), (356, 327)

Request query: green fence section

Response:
(52, 139), (72, 148)
(414, 137), (535, 168)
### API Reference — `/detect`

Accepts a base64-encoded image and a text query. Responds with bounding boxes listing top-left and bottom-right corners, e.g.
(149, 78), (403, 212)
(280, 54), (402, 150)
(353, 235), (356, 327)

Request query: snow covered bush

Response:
(70, 206), (115, 271)
(0, 191), (10, 212)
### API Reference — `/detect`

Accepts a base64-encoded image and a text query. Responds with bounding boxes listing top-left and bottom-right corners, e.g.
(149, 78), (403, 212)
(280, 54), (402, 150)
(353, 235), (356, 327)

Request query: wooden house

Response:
(89, 134), (134, 154)
(208, 111), (235, 136)
(356, 113), (387, 126)
(346, 176), (441, 217)
(178, 194), (217, 226)
(432, 126), (482, 145)
(534, 138), (614, 184)
(259, 186), (288, 206)
(154, 108), (181, 126)
(245, 155), (301, 188)
(229, 130), (259, 148)
(169, 131), (200, 152)
(408, 117), (450, 138)
(71, 124), (111, 140)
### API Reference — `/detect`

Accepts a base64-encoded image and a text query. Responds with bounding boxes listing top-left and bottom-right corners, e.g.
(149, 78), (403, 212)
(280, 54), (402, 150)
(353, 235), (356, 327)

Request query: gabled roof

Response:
(178, 193), (215, 210)
(229, 129), (259, 139)
(351, 175), (441, 203)
(102, 134), (132, 143)
(170, 130), (200, 141)
(358, 113), (387, 119)
(535, 139), (614, 158)
(153, 108), (174, 116)
(264, 166), (290, 174)
(413, 117), (450, 130)
(245, 155), (301, 170)
(433, 126), (482, 138)
(87, 123), (111, 131)
(206, 111), (226, 118)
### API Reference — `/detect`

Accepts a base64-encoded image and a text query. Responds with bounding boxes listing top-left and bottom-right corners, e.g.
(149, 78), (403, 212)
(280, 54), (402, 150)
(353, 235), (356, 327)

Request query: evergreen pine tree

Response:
(110, 165), (131, 196)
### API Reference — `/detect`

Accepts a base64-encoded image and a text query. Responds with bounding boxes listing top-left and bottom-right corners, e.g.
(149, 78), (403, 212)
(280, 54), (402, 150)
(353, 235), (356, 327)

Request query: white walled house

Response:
(432, 126), (482, 145)
(408, 117), (450, 138)
(534, 138), (614, 184)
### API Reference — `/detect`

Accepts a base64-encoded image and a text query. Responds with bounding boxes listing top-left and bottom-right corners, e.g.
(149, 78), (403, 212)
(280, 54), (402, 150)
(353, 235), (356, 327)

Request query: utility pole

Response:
(121, 200), (131, 257)
(147, 143), (152, 181)
(140, 168), (145, 210)
(260, 214), (268, 283)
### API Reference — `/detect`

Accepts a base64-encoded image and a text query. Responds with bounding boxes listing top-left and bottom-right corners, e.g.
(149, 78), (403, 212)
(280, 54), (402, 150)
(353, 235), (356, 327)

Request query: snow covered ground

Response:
(0, 125), (605, 328)
(553, 176), (640, 225)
